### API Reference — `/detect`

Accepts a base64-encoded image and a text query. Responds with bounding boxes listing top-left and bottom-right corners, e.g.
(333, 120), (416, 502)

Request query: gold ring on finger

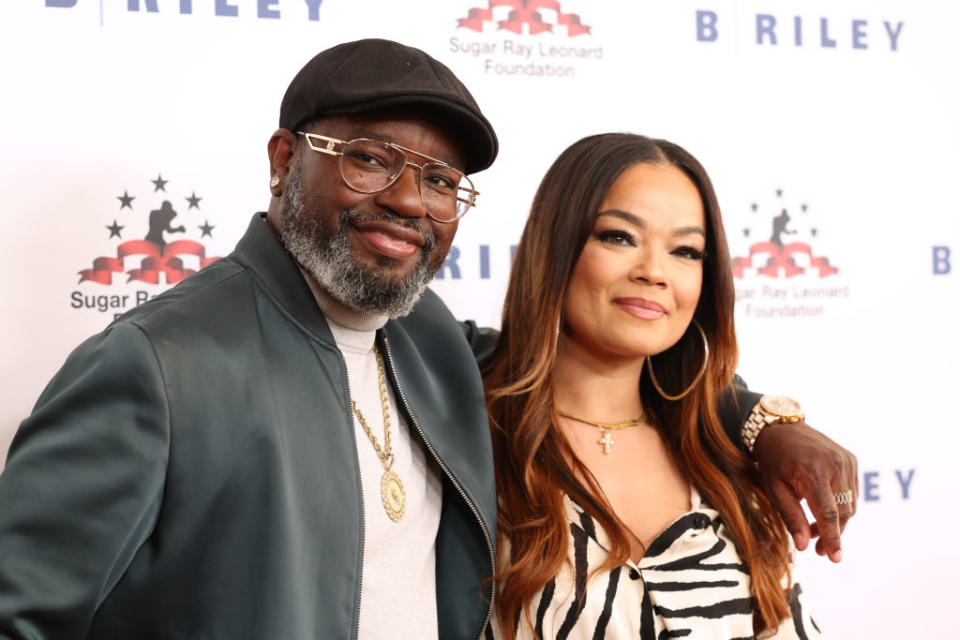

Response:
(833, 489), (854, 505)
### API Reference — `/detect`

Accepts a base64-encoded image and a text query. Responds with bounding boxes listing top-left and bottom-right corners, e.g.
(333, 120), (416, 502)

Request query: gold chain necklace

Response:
(352, 347), (406, 522)
(557, 409), (645, 455)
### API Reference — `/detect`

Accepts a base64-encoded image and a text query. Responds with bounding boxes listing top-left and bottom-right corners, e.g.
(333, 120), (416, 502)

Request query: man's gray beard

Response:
(277, 166), (438, 318)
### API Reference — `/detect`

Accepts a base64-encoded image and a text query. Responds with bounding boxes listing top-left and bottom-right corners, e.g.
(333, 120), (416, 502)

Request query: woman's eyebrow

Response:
(673, 226), (706, 238)
(597, 209), (645, 227)
(597, 210), (705, 237)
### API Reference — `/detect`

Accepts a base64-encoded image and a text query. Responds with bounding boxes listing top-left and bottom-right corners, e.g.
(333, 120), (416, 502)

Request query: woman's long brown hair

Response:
(483, 134), (791, 637)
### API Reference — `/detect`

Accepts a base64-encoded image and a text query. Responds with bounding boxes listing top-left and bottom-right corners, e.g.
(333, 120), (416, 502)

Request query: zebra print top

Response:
(488, 489), (821, 640)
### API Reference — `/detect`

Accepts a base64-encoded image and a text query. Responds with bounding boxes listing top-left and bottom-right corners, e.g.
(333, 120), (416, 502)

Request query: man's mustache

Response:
(339, 209), (437, 253)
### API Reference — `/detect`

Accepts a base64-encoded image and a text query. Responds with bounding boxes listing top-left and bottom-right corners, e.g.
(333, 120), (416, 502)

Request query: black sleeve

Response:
(719, 375), (763, 452)
(460, 321), (500, 370)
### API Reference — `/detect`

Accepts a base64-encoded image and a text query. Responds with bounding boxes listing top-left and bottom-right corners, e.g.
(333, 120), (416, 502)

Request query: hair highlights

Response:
(483, 134), (791, 637)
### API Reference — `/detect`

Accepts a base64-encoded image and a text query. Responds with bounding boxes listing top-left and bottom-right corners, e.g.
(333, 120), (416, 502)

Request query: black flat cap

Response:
(279, 38), (498, 174)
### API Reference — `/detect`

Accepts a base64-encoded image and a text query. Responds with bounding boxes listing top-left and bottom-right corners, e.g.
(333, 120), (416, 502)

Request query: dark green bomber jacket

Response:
(0, 214), (496, 639)
(0, 213), (760, 639)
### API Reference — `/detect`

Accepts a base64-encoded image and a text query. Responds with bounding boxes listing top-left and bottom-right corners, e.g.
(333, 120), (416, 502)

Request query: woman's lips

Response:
(353, 221), (424, 259)
(614, 297), (667, 320)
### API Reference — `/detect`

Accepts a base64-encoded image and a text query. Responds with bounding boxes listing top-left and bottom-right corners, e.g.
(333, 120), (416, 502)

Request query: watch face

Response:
(760, 395), (802, 417)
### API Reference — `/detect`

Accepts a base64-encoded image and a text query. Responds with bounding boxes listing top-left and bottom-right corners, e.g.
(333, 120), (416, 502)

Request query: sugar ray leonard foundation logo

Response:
(732, 188), (849, 319)
(449, 0), (603, 78)
(71, 173), (222, 318)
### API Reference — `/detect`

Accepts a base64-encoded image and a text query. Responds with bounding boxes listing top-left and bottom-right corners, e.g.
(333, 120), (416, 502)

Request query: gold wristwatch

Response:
(743, 395), (804, 454)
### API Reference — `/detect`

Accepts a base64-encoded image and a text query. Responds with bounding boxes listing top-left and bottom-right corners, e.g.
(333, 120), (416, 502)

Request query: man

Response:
(0, 39), (855, 639)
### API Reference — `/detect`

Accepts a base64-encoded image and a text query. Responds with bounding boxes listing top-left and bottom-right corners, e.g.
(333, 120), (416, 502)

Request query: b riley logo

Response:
(46, 0), (326, 25)
(448, 0), (603, 78)
(732, 188), (849, 318)
(72, 173), (222, 319)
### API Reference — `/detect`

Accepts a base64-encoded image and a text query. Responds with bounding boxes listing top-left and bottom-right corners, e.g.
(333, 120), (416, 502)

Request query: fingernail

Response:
(792, 532), (803, 549)
(832, 550), (843, 563)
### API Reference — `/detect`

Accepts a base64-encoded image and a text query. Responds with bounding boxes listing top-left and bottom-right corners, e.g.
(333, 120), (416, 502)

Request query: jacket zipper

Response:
(341, 359), (365, 640)
(381, 336), (496, 639)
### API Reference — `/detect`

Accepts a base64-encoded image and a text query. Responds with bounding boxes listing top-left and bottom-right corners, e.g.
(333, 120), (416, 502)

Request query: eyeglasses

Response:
(297, 132), (479, 223)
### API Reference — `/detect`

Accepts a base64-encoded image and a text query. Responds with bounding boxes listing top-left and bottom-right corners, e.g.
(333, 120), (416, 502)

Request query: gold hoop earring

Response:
(270, 176), (280, 188)
(646, 318), (709, 401)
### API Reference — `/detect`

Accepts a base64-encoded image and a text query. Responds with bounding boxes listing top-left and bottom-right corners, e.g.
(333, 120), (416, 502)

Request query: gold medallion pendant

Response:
(354, 347), (408, 524)
(381, 469), (406, 522)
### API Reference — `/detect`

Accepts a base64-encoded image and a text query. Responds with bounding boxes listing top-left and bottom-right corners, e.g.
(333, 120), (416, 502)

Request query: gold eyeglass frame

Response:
(296, 132), (479, 223)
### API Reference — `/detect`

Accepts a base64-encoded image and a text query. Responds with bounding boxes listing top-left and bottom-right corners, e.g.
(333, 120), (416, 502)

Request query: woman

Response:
(484, 134), (820, 638)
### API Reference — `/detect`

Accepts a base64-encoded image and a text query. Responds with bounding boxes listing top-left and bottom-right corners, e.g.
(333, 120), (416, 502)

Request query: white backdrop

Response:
(2, 1), (958, 636)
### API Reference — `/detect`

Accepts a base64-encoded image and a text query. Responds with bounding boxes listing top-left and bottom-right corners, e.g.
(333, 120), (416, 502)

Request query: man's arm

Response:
(723, 381), (858, 563)
(460, 320), (498, 370)
(0, 323), (170, 637)
(462, 324), (858, 562)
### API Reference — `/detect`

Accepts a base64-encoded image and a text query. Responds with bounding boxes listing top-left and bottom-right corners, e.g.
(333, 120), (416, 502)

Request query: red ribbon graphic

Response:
(458, 7), (494, 31)
(732, 242), (838, 279)
(557, 12), (590, 35)
(500, 9), (553, 34)
(457, 1), (590, 36)
(78, 239), (221, 285)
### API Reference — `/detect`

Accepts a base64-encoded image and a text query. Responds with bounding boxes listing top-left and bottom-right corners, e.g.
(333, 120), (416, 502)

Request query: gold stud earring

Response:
(270, 176), (280, 188)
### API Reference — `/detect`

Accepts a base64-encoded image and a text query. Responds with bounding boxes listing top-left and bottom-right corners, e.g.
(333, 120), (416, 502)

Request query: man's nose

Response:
(375, 163), (428, 219)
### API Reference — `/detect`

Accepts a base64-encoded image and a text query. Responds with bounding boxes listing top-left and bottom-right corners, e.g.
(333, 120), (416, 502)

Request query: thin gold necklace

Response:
(352, 347), (406, 522)
(557, 409), (645, 455)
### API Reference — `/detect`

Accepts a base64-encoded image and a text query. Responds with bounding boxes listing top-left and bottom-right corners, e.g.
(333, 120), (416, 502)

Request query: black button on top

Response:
(629, 568), (641, 580)
(693, 514), (710, 529)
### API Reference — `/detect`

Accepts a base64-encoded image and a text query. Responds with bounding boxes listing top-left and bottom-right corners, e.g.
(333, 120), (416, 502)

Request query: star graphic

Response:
(775, 188), (783, 198)
(750, 202), (758, 212)
(186, 192), (202, 209)
(152, 174), (168, 192)
(106, 219), (124, 239)
(198, 220), (215, 238)
(810, 228), (818, 237)
(743, 228), (751, 237)
(117, 191), (135, 209)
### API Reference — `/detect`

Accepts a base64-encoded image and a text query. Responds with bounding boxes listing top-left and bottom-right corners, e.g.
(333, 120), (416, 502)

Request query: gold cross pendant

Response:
(598, 428), (615, 455)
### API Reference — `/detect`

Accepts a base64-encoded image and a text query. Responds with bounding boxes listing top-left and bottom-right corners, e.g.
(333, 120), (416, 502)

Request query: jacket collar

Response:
(230, 213), (337, 345)
(232, 214), (497, 566)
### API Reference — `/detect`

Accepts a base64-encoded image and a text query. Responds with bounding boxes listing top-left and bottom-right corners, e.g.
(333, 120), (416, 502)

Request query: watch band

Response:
(742, 395), (804, 454)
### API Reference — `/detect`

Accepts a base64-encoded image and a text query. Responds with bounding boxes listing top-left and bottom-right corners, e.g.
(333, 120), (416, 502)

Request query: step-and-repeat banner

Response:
(2, 1), (957, 635)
